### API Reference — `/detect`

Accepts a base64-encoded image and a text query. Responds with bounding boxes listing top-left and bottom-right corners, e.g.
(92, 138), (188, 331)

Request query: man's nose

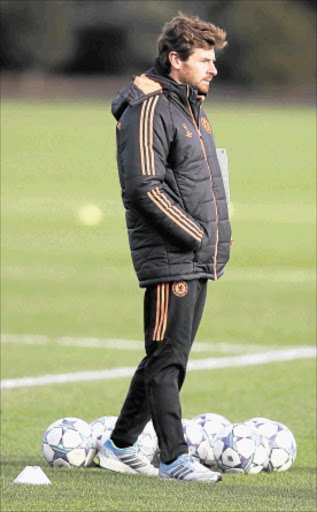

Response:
(209, 63), (217, 76)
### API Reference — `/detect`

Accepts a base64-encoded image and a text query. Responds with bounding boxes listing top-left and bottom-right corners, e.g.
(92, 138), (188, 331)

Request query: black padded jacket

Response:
(111, 64), (232, 287)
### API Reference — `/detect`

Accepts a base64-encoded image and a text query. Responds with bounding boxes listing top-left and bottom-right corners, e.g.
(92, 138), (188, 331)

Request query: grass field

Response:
(1, 97), (316, 512)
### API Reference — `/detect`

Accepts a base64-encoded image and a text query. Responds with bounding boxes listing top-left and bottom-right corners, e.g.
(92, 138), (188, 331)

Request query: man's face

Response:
(170, 47), (218, 93)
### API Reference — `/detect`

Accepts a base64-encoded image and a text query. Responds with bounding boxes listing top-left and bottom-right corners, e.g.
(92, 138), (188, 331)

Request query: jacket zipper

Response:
(186, 86), (219, 280)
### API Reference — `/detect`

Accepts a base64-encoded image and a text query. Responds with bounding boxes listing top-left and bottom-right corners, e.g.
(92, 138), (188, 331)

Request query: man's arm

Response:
(118, 95), (204, 251)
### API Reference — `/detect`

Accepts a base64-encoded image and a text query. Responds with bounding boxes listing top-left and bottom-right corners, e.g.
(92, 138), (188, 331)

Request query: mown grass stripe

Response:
(0, 333), (303, 354)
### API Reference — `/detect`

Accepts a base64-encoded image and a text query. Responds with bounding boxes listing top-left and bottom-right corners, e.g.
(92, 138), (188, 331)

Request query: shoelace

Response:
(180, 455), (198, 465)
(185, 456), (211, 473)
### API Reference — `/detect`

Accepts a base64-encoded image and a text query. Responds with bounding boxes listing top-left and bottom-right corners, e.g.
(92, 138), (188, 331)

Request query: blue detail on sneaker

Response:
(99, 438), (158, 476)
(159, 454), (222, 482)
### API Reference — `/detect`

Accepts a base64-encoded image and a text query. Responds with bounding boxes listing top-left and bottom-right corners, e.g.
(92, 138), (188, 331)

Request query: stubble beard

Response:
(177, 68), (211, 94)
(198, 81), (210, 94)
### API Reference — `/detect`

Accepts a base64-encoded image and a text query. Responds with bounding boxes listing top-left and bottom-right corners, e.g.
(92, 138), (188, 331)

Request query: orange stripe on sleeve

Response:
(149, 96), (159, 175)
(139, 96), (159, 176)
(143, 97), (154, 176)
(147, 190), (203, 242)
(139, 101), (147, 175)
(153, 188), (204, 239)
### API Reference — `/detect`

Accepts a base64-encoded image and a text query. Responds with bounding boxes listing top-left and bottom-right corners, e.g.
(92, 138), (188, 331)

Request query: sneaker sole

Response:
(99, 453), (137, 475)
(99, 452), (158, 477)
(159, 472), (222, 483)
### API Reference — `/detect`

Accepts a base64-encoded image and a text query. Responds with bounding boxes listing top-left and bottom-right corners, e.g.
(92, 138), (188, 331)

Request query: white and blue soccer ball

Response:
(42, 417), (96, 468)
(192, 412), (231, 467)
(90, 416), (118, 464)
(137, 420), (159, 463)
(90, 415), (118, 451)
(213, 422), (269, 474)
(246, 417), (297, 472)
(182, 419), (212, 465)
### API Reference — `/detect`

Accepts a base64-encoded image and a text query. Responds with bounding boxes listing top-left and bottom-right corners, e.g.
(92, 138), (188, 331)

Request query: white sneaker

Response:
(159, 454), (222, 482)
(99, 438), (158, 476)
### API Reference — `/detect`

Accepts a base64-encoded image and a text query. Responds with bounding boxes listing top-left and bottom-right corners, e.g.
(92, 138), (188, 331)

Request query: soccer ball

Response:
(90, 416), (118, 451)
(182, 419), (212, 464)
(137, 420), (159, 463)
(192, 412), (231, 467)
(42, 417), (96, 468)
(213, 422), (268, 474)
(246, 418), (296, 472)
(90, 416), (118, 464)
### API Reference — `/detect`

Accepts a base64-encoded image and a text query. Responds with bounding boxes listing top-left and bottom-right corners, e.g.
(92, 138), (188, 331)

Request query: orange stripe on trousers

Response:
(153, 283), (169, 341)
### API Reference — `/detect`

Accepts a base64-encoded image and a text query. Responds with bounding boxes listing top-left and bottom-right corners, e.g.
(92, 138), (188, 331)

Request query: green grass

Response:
(1, 99), (316, 511)
(1, 361), (316, 512)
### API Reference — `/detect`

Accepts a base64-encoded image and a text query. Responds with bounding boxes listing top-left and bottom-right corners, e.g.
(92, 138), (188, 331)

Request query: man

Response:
(99, 13), (231, 482)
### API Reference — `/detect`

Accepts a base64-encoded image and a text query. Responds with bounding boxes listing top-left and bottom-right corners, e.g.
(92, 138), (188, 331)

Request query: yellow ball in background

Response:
(78, 204), (103, 226)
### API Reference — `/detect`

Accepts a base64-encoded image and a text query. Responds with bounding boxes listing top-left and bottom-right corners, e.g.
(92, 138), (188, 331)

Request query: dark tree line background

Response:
(1, 0), (316, 87)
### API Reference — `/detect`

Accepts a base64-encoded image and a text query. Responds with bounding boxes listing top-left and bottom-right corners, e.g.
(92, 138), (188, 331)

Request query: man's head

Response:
(157, 13), (227, 93)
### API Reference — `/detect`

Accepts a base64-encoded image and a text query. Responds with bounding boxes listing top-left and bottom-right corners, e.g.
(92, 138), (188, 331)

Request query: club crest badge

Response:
(201, 117), (212, 134)
(172, 281), (188, 297)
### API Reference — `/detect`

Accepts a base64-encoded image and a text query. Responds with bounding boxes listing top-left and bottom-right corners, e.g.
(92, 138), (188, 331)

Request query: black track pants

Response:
(111, 279), (207, 464)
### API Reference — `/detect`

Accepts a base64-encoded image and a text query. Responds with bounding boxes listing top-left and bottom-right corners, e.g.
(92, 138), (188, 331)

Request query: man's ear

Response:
(169, 51), (181, 71)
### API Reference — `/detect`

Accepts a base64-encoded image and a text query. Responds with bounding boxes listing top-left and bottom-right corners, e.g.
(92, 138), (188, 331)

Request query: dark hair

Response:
(157, 13), (227, 74)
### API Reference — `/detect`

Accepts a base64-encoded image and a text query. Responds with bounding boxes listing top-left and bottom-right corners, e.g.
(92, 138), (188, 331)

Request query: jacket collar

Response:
(145, 58), (207, 107)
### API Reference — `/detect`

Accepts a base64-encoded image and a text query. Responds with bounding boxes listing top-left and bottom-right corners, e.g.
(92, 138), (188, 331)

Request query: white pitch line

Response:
(1, 347), (315, 390)
(187, 347), (316, 370)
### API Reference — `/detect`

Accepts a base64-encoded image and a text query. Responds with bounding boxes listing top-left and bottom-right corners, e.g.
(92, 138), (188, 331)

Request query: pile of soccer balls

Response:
(42, 413), (296, 474)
